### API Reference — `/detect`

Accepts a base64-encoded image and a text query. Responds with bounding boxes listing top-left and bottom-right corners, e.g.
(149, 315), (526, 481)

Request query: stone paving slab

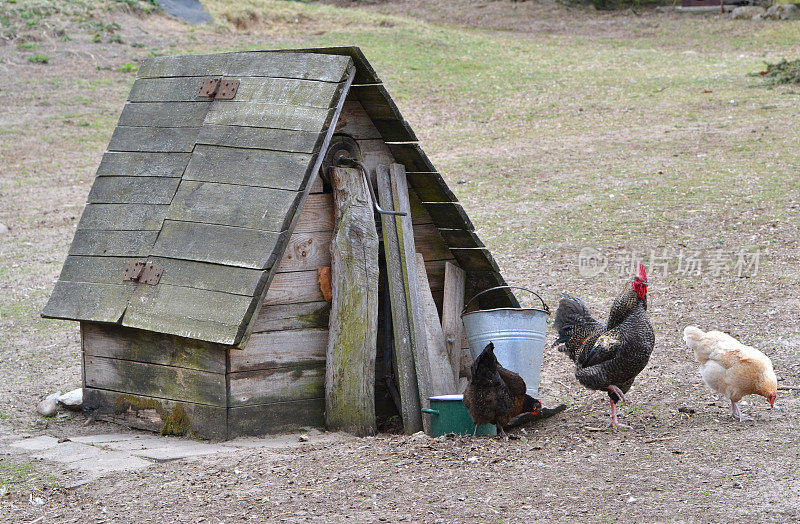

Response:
(72, 451), (150, 474)
(70, 433), (141, 445)
(10, 436), (60, 451)
(133, 443), (236, 462)
(31, 441), (151, 474)
(11, 429), (344, 477)
(100, 436), (182, 452)
(32, 442), (102, 464)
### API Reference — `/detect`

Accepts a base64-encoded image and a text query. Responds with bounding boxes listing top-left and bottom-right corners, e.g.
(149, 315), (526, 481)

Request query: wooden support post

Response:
(441, 261), (466, 384)
(377, 163), (427, 434)
(324, 166), (379, 436)
(415, 253), (458, 396)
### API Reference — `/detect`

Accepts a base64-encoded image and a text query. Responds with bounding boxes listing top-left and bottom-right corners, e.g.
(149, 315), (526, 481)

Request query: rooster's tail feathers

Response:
(553, 296), (593, 333)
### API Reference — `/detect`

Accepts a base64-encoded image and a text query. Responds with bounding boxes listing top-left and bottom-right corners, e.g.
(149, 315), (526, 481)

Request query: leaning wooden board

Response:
(325, 166), (379, 436)
(377, 163), (432, 435)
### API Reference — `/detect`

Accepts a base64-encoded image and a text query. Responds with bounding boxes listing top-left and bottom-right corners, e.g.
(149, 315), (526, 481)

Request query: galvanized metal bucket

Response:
(461, 286), (550, 395)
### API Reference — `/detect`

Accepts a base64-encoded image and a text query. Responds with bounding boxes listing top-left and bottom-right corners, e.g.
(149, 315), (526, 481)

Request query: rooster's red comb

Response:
(637, 263), (647, 281)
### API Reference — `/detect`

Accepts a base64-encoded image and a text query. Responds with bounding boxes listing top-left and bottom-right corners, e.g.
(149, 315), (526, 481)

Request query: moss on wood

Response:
(112, 394), (197, 437)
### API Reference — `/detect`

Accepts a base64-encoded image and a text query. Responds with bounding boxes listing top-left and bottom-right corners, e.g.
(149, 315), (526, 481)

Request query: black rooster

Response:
(463, 342), (541, 437)
(552, 264), (654, 428)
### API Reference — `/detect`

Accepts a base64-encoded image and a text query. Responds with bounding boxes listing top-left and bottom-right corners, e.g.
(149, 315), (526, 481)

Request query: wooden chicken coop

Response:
(42, 47), (517, 439)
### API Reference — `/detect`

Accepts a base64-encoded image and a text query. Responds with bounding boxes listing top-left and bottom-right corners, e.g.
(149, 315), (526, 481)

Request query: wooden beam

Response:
(264, 270), (325, 305)
(150, 220), (281, 269)
(324, 166), (379, 436)
(229, 364), (326, 407)
(118, 101), (210, 126)
(195, 125), (323, 154)
(377, 163), (427, 434)
(165, 181), (296, 232)
(87, 176), (180, 205)
(122, 283), (253, 346)
(82, 322), (226, 373)
(251, 301), (330, 333)
(95, 151), (191, 178)
(415, 253), (458, 396)
(84, 355), (226, 406)
(442, 262), (467, 383)
(107, 126), (199, 153)
(234, 328), (328, 372)
(183, 145), (313, 190)
(137, 51), (353, 82)
(41, 280), (133, 323)
(227, 398), (325, 437)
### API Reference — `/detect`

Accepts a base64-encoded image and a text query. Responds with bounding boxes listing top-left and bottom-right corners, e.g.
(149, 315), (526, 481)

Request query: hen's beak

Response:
(552, 335), (570, 347)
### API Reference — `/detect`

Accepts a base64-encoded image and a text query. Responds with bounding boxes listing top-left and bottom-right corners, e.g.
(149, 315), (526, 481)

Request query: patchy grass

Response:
(0, 462), (36, 488)
(26, 53), (49, 63)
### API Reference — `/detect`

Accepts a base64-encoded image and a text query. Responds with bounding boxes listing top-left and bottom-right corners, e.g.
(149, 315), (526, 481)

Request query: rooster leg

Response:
(609, 398), (631, 429)
(607, 385), (627, 403)
(730, 400), (753, 422)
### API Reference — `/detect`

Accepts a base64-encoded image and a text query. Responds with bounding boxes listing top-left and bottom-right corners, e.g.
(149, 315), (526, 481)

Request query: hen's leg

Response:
(497, 424), (507, 440)
(472, 424), (478, 437)
(609, 398), (631, 429)
(730, 400), (753, 422)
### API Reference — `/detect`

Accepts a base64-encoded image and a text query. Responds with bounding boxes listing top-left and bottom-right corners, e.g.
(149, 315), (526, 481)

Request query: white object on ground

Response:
(58, 388), (83, 411)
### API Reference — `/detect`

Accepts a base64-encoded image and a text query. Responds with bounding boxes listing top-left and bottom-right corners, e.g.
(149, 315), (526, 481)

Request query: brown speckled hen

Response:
(463, 342), (541, 437)
(552, 264), (655, 428)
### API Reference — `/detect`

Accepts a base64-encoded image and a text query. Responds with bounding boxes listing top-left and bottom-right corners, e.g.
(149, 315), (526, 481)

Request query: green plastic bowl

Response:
(421, 394), (496, 437)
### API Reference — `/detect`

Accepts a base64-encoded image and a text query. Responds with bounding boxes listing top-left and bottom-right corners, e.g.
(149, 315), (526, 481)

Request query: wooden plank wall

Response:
(230, 98), (460, 434)
(81, 322), (228, 439)
(229, 177), (331, 436)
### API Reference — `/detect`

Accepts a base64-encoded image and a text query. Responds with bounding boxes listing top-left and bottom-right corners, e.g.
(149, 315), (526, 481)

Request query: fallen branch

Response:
(778, 385), (800, 391)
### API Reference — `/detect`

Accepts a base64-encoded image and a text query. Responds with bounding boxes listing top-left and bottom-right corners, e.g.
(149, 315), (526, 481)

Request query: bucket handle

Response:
(461, 286), (550, 315)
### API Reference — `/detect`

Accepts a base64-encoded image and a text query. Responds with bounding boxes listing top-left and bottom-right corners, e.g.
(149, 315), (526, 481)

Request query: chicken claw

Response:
(608, 398), (631, 429)
(730, 401), (753, 422)
(497, 425), (508, 440)
(607, 384), (627, 403)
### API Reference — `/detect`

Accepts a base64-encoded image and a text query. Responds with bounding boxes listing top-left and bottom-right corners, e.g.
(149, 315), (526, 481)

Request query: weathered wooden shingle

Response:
(43, 46), (517, 345)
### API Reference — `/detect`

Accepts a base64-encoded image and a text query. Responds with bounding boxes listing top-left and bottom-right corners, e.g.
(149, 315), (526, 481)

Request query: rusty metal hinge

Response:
(122, 260), (163, 285)
(216, 79), (239, 99)
(198, 78), (220, 98)
(197, 78), (239, 100)
(123, 261), (146, 282)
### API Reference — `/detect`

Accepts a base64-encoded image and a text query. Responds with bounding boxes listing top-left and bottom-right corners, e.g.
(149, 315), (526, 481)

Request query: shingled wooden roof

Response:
(42, 47), (515, 346)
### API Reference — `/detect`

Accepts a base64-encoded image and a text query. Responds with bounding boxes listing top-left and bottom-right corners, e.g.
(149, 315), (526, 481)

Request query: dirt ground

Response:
(1, 1), (799, 522)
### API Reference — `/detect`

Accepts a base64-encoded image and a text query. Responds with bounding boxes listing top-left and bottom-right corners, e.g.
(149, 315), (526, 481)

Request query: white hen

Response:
(683, 326), (777, 422)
